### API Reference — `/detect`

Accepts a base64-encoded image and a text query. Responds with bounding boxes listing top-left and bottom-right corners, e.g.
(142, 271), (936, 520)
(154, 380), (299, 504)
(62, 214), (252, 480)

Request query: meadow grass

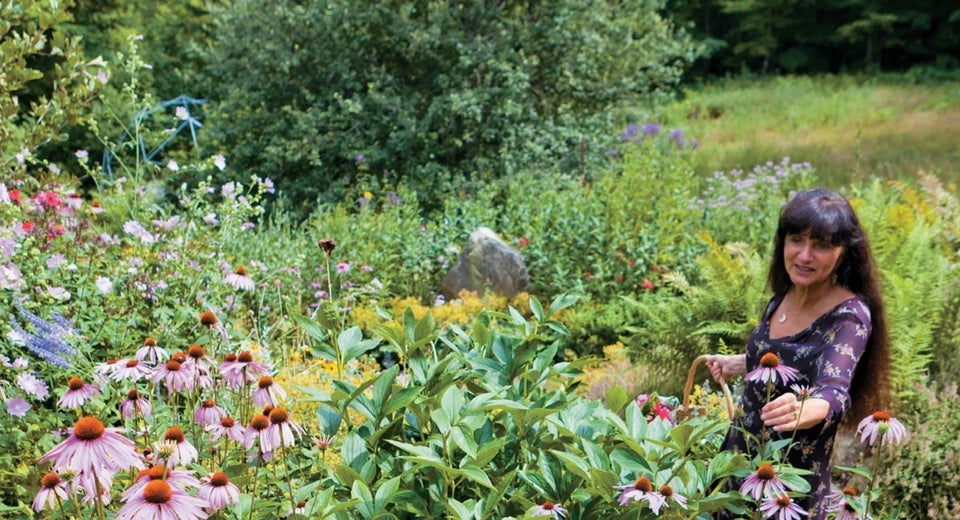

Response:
(654, 75), (960, 187)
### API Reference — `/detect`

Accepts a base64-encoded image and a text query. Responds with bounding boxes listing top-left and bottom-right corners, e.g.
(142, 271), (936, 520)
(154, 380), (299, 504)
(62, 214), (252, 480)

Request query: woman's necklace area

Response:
(777, 312), (787, 323)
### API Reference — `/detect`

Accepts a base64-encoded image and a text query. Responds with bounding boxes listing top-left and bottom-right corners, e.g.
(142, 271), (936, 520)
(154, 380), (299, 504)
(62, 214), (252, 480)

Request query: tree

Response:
(1, 0), (107, 180)
(199, 0), (698, 212)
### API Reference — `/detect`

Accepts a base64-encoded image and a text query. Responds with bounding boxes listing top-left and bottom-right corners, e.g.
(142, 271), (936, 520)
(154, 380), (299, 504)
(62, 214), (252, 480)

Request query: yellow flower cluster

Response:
(687, 384), (731, 421)
(349, 290), (533, 330)
(274, 355), (381, 432)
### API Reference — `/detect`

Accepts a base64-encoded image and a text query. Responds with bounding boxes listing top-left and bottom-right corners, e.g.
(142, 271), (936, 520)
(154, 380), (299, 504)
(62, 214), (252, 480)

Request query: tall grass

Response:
(644, 75), (960, 187)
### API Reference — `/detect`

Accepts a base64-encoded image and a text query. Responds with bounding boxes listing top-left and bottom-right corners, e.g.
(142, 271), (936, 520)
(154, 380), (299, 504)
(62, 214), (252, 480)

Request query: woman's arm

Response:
(705, 354), (746, 383)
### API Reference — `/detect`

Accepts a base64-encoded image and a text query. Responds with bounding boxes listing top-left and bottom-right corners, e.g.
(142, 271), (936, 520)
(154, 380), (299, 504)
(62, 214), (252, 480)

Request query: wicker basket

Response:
(679, 354), (736, 421)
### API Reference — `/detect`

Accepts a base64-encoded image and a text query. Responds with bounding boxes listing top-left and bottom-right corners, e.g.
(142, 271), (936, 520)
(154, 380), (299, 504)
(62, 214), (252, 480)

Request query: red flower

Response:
(615, 275), (624, 283)
(583, 272), (593, 280)
(628, 260), (637, 268)
(9, 188), (21, 205)
(517, 237), (530, 248)
(21, 221), (35, 233)
(641, 279), (655, 291)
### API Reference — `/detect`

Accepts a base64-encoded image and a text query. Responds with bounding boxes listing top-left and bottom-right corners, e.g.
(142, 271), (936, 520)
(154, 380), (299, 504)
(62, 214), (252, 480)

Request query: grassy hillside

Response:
(651, 75), (960, 187)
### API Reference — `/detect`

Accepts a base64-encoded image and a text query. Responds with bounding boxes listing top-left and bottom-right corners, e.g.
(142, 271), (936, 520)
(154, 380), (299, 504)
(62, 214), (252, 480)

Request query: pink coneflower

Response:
(335, 260), (350, 274)
(115, 479), (209, 520)
(286, 499), (308, 517)
(222, 350), (270, 388)
(136, 337), (169, 365)
(199, 311), (218, 327)
(122, 465), (201, 502)
(759, 494), (807, 520)
(616, 476), (654, 506)
(746, 353), (800, 385)
(120, 389), (152, 420)
(790, 384), (816, 401)
(262, 408), (304, 452)
(58, 377), (101, 409)
(829, 487), (866, 520)
(207, 416), (244, 443)
(194, 400), (227, 426)
(184, 345), (215, 388)
(162, 427), (199, 467)
(93, 358), (122, 384)
(112, 359), (152, 382)
(224, 266), (255, 291)
(32, 472), (69, 512)
(740, 465), (790, 500)
(857, 411), (907, 446)
(312, 434), (335, 450)
(153, 359), (194, 392)
(198, 472), (240, 512)
(252, 376), (286, 407)
(39, 416), (143, 488)
(532, 501), (567, 518)
(243, 414), (272, 453)
(647, 485), (688, 515)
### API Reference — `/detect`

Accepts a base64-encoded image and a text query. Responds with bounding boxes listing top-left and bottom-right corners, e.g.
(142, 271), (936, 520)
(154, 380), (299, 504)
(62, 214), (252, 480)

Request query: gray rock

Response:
(441, 227), (528, 299)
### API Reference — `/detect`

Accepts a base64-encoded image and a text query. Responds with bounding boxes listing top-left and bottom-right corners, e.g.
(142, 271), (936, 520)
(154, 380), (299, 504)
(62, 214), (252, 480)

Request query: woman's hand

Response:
(762, 394), (830, 431)
(705, 354), (745, 383)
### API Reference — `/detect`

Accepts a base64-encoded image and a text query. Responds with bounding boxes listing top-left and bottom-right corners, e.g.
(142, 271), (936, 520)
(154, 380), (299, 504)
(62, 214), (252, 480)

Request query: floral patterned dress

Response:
(720, 292), (871, 519)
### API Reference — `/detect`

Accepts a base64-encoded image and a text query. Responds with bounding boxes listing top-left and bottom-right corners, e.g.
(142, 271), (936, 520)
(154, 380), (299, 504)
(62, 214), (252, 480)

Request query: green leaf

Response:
(316, 404), (342, 436)
(374, 476), (401, 508)
(546, 293), (579, 318)
(383, 386), (425, 416)
(834, 465), (873, 481)
(292, 313), (328, 342)
(460, 465), (495, 489)
(605, 385), (629, 414)
(529, 296), (544, 322)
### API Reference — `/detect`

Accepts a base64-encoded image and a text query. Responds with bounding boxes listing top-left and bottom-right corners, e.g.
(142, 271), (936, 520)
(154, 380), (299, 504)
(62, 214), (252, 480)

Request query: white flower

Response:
(16, 148), (28, 165)
(166, 160), (179, 171)
(0, 184), (10, 204)
(95, 276), (113, 295)
(47, 287), (71, 301)
(203, 213), (218, 226)
(213, 155), (226, 171)
(122, 220), (156, 244)
(75, 150), (88, 160)
(175, 106), (190, 120)
(221, 182), (237, 198)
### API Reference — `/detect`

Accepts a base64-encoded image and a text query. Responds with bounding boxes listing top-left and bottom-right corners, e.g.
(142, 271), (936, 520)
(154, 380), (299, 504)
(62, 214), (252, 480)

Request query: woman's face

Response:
(783, 231), (843, 288)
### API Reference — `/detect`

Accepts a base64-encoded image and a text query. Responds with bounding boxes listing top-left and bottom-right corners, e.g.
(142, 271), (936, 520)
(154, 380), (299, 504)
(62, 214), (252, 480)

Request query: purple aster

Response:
(58, 377), (101, 409)
(642, 123), (660, 137)
(746, 353), (800, 385)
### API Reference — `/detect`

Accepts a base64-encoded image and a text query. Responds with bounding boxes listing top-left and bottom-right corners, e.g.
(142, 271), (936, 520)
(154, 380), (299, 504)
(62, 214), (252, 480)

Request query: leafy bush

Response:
(199, 0), (697, 212)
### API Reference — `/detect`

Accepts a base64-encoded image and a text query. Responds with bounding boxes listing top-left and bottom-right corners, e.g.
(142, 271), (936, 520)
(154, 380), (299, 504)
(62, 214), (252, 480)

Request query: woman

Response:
(706, 189), (890, 519)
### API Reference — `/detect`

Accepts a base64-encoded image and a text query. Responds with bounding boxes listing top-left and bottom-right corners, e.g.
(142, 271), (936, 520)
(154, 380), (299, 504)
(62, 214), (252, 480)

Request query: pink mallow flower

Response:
(115, 479), (209, 520)
(57, 377), (101, 409)
(740, 464), (790, 500)
(198, 472), (240, 513)
(857, 410), (907, 446)
(746, 352), (800, 385)
(32, 472), (70, 512)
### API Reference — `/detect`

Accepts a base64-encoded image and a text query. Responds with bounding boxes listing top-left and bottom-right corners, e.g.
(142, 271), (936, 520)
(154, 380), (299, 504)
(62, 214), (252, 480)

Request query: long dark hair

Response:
(768, 188), (891, 423)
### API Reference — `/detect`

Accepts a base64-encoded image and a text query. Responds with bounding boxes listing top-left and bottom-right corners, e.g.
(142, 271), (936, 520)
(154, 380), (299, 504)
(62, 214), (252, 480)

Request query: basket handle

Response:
(681, 354), (735, 420)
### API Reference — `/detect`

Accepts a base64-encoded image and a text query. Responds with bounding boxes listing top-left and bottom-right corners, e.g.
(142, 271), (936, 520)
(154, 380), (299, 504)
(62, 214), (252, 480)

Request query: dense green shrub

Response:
(198, 0), (698, 212)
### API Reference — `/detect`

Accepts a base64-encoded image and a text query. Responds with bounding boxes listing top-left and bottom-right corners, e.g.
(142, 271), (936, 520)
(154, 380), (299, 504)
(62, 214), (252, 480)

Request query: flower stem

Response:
(279, 429), (297, 517)
(863, 432), (884, 517)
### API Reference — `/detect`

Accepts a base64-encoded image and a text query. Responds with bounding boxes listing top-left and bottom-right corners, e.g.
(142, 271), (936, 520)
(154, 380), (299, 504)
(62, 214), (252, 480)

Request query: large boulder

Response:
(441, 227), (528, 299)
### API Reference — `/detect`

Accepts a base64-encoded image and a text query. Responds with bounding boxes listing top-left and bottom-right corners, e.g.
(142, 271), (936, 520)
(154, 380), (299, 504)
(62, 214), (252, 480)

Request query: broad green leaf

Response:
(605, 385), (629, 413)
(374, 476), (401, 508)
(292, 313), (328, 342)
(529, 296), (544, 322)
